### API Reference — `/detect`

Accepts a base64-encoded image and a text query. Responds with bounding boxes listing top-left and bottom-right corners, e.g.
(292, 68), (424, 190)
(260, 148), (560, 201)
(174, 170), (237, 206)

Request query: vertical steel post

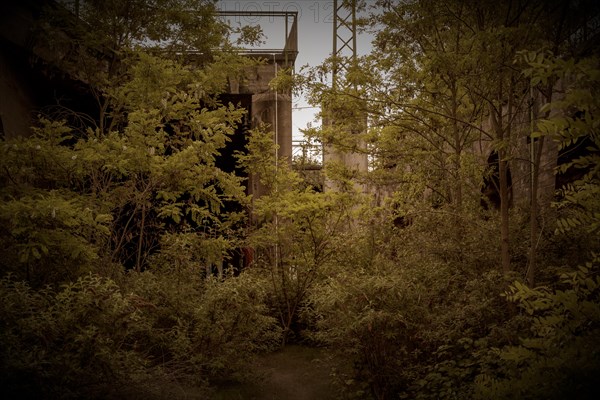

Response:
(333, 0), (339, 89)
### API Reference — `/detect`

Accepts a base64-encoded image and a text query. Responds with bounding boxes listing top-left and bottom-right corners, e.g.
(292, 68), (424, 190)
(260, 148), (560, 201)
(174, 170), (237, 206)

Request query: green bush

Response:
(475, 255), (600, 400)
(0, 274), (148, 399)
(306, 205), (515, 400)
(310, 265), (427, 399)
(0, 270), (281, 399)
(126, 267), (281, 384)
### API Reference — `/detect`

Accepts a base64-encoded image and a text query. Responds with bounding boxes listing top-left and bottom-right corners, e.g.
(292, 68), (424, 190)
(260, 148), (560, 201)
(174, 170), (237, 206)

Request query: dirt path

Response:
(211, 345), (342, 400)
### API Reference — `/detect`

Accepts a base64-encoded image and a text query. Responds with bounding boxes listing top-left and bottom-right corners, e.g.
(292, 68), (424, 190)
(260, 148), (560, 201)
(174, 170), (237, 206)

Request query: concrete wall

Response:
(0, 0), (41, 139)
(236, 62), (293, 162)
(474, 92), (562, 211)
(0, 45), (38, 139)
(233, 61), (294, 199)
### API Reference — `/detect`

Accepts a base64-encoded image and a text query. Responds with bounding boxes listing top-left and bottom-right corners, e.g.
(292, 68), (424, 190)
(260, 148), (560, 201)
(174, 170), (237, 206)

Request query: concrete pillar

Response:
(252, 91), (292, 161)
(237, 61), (294, 200)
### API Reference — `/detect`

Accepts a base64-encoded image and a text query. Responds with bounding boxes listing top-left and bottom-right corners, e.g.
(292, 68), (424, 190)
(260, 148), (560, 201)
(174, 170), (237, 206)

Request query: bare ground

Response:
(211, 345), (343, 400)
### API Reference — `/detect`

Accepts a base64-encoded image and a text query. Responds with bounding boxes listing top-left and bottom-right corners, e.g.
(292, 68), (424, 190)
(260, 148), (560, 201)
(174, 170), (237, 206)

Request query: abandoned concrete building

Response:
(0, 1), (297, 201)
(2, 0), (599, 212)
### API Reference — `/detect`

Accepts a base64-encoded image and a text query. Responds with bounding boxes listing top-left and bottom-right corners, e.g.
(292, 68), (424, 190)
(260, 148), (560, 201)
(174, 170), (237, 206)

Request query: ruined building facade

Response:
(0, 2), (296, 202)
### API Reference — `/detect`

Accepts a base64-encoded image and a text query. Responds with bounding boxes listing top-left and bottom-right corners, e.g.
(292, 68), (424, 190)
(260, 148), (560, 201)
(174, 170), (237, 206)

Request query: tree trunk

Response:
(452, 103), (463, 210)
(499, 151), (511, 274)
(135, 201), (146, 273)
(528, 82), (553, 287)
(490, 96), (511, 274)
(527, 144), (540, 287)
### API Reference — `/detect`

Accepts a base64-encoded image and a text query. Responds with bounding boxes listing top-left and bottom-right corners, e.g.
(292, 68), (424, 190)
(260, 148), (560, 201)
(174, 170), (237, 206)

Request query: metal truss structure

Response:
(332, 0), (358, 89)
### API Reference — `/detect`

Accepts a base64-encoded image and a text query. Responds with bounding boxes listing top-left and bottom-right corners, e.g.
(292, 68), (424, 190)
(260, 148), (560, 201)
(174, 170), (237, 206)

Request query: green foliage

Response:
(298, 3), (600, 399)
(0, 274), (148, 399)
(4, 2), (600, 399)
(235, 124), (283, 190)
(249, 155), (358, 342)
(310, 263), (427, 399)
(269, 67), (297, 93)
(52, 0), (225, 54)
(469, 53), (600, 399)
(0, 270), (281, 399)
(0, 4), (278, 397)
(521, 53), (600, 235)
(0, 192), (110, 284)
(0, 120), (115, 284)
(1, 48), (251, 280)
(306, 204), (512, 400)
(0, 2), (292, 400)
(475, 256), (600, 399)
(126, 268), (281, 383)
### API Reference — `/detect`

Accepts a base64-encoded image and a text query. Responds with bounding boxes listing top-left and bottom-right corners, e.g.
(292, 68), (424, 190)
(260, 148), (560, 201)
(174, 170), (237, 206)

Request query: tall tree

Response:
(305, 0), (598, 276)
(1, 0), (261, 281)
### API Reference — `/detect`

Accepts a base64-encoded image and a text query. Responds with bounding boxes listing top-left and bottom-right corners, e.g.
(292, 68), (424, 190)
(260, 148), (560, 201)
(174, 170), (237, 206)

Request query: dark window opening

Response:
(481, 151), (513, 210)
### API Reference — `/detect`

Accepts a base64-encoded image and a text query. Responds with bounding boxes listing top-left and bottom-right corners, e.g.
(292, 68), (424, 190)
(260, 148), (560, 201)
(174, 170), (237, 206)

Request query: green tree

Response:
(238, 126), (358, 343)
(0, 51), (251, 281)
(306, 199), (512, 400)
(38, 0), (236, 134)
(0, 3), (283, 396)
(1, 0), (262, 281)
(471, 53), (600, 400)
(475, 258), (600, 400)
(297, 3), (600, 398)
(304, 0), (598, 277)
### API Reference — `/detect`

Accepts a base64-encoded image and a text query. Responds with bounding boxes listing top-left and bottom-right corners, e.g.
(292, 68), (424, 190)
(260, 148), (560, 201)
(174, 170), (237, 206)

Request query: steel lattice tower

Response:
(323, 0), (368, 190)
(332, 0), (358, 89)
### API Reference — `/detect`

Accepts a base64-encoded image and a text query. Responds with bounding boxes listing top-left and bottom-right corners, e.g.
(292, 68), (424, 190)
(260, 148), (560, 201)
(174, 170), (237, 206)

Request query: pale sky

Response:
(216, 0), (373, 141)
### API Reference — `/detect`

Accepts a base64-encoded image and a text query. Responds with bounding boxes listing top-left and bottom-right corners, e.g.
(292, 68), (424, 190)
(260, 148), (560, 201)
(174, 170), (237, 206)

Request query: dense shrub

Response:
(474, 256), (600, 400)
(306, 205), (516, 400)
(126, 267), (281, 383)
(0, 270), (281, 399)
(0, 274), (147, 399)
(310, 264), (428, 399)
